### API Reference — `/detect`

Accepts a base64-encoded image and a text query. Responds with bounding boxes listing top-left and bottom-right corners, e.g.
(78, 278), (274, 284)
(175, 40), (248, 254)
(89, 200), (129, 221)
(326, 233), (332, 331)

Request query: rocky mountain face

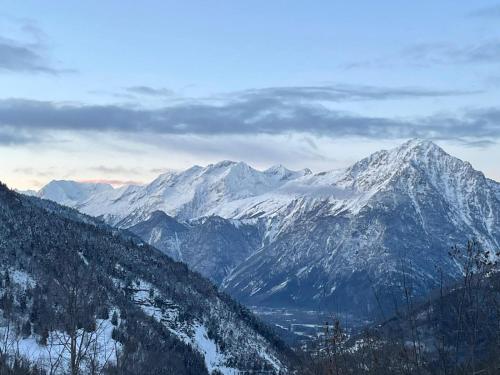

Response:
(128, 212), (261, 284)
(34, 140), (500, 320)
(0, 183), (295, 374)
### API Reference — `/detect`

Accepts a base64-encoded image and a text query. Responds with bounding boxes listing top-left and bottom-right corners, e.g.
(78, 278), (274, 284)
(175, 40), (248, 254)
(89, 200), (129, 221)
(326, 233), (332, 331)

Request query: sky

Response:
(1, 1), (500, 189)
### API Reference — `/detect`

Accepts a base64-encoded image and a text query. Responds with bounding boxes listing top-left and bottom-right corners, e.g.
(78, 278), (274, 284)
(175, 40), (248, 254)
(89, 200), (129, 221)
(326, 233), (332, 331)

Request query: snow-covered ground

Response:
(0, 316), (119, 374)
(131, 279), (284, 374)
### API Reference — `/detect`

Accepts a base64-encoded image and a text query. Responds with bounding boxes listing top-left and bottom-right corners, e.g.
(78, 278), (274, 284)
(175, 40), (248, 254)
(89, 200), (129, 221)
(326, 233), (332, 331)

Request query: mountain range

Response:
(31, 139), (500, 320)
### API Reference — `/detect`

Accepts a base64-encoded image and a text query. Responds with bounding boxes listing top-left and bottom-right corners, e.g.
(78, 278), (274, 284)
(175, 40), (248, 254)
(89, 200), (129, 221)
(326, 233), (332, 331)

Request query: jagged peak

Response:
(401, 138), (435, 148)
(209, 160), (240, 169)
(157, 168), (184, 177)
(359, 139), (449, 169)
(264, 164), (291, 174)
(396, 138), (445, 154)
(136, 210), (188, 232)
(265, 164), (312, 179)
(204, 161), (260, 179)
(343, 138), (467, 190)
(147, 209), (174, 221)
(302, 168), (313, 175)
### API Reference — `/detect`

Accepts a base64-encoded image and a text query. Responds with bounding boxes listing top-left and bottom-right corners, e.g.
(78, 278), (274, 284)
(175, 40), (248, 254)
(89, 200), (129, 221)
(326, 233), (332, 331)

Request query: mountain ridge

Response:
(32, 139), (499, 226)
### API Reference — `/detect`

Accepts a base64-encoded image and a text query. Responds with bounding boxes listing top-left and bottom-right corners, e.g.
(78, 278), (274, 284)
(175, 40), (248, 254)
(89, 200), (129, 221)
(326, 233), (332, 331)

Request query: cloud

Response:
(0, 37), (59, 74)
(404, 40), (500, 65)
(0, 126), (39, 145)
(238, 85), (474, 102)
(13, 167), (55, 177)
(88, 165), (142, 174)
(0, 20), (70, 74)
(78, 178), (143, 186)
(149, 167), (176, 174)
(458, 139), (497, 148)
(139, 133), (333, 167)
(88, 90), (137, 100)
(111, 84), (470, 103)
(468, 4), (500, 18)
(11, 165), (151, 187)
(0, 85), (495, 145)
(343, 39), (500, 70)
(88, 165), (171, 176)
(0, 97), (406, 137)
(125, 86), (175, 97)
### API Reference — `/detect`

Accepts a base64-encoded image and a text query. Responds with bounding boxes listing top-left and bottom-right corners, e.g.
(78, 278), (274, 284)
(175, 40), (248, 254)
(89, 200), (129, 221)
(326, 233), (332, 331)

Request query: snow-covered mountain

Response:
(35, 161), (312, 226)
(0, 182), (295, 374)
(37, 180), (114, 207)
(33, 139), (500, 318)
(223, 139), (500, 316)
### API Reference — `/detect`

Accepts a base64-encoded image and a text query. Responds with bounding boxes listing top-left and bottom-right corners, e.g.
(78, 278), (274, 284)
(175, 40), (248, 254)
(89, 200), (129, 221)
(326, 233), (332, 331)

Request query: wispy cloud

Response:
(343, 38), (500, 70)
(78, 178), (144, 186)
(404, 40), (500, 65)
(125, 86), (174, 97)
(468, 4), (500, 18)
(87, 165), (163, 175)
(458, 139), (497, 148)
(0, 126), (40, 145)
(0, 20), (71, 74)
(0, 37), (58, 74)
(238, 85), (475, 102)
(13, 166), (55, 177)
(88, 90), (137, 100)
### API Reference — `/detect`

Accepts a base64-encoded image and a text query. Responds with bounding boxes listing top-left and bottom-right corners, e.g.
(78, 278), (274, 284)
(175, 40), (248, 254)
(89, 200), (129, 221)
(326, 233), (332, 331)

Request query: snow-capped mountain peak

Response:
(264, 164), (312, 180)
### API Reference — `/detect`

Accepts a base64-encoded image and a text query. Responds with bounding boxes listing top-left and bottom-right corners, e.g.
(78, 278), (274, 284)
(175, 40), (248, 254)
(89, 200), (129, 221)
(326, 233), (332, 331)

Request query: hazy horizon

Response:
(14, 138), (500, 191)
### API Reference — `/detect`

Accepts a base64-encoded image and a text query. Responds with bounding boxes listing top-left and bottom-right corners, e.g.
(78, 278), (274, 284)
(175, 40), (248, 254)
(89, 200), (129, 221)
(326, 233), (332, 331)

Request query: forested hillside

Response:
(0, 182), (296, 374)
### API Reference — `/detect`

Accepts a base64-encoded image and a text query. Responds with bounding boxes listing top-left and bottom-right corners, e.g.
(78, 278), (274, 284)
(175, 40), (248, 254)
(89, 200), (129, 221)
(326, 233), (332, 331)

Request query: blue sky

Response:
(1, 1), (500, 189)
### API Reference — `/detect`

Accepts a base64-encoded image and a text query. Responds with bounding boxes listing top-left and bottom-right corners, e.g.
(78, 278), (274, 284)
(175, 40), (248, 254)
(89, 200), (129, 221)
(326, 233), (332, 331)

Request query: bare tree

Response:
(49, 250), (108, 375)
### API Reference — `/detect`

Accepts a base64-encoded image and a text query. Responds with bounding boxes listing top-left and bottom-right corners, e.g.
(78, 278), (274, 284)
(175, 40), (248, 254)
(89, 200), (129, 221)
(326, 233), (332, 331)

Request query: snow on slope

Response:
(129, 279), (284, 374)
